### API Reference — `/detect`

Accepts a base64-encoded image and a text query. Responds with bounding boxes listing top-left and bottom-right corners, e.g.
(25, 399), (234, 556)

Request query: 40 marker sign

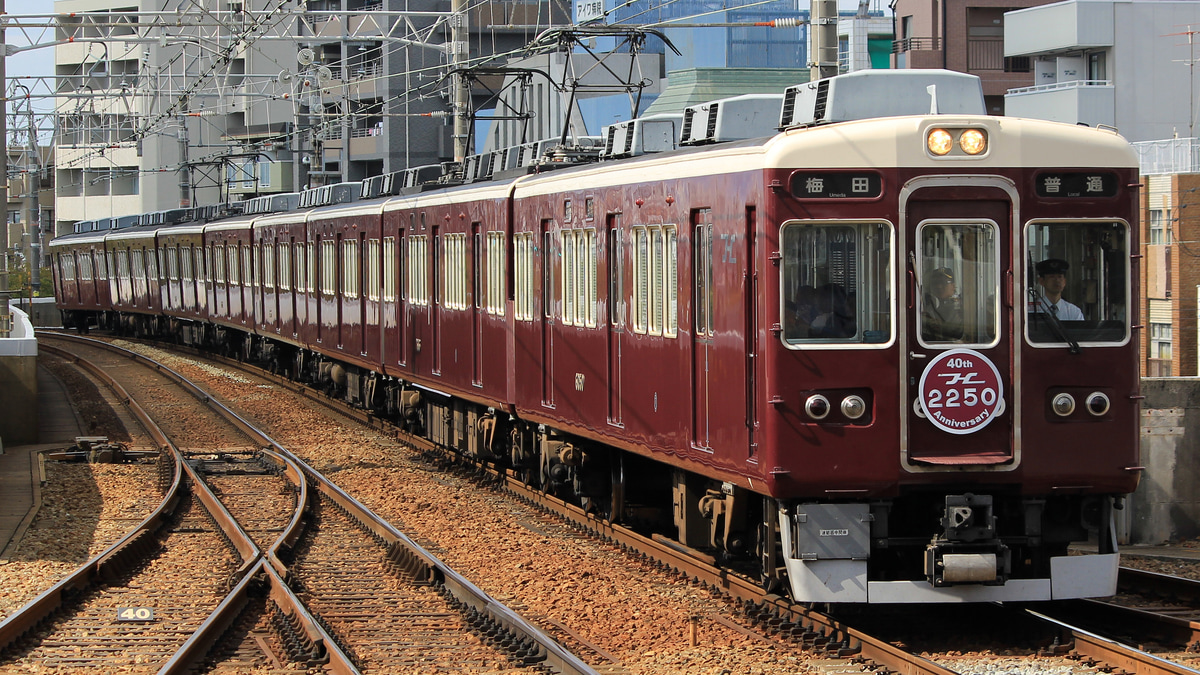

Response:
(918, 349), (1004, 435)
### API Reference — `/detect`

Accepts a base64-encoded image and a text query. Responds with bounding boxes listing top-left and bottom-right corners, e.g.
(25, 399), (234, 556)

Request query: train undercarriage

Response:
(79, 312), (1122, 603)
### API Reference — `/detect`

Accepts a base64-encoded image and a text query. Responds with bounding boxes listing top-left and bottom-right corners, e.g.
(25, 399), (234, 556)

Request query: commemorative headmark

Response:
(918, 349), (1004, 435)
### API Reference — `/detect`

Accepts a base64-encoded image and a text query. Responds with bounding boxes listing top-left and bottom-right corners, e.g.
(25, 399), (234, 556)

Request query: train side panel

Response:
(204, 217), (256, 333)
(158, 225), (206, 320)
(511, 151), (770, 489)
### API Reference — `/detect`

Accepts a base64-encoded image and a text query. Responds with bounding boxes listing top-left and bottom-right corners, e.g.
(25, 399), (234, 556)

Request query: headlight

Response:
(1086, 392), (1110, 416)
(1052, 393), (1076, 417)
(805, 394), (831, 420)
(841, 395), (867, 420)
(959, 129), (987, 155)
(927, 128), (953, 156)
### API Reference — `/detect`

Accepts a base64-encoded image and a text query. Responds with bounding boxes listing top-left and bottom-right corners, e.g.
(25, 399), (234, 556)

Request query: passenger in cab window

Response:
(784, 285), (819, 337)
(1031, 258), (1084, 321)
(810, 283), (856, 339)
(921, 267), (963, 342)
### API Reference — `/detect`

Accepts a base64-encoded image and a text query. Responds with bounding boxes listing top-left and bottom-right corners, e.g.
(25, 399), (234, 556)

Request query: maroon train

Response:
(51, 71), (1141, 602)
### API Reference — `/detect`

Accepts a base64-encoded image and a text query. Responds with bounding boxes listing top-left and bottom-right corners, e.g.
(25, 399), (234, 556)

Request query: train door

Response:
(472, 223), (484, 386)
(357, 230), (366, 356)
(902, 177), (1015, 468)
(607, 215), (622, 425)
(432, 224), (441, 374)
(541, 219), (555, 407)
(337, 231), (345, 349)
(692, 211), (713, 448)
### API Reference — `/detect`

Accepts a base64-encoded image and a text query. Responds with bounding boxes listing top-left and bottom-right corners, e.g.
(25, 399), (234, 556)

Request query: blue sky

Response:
(6, 0), (57, 143)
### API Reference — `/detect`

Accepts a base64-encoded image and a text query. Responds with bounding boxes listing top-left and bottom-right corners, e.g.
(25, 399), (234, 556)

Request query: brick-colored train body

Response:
(50, 95), (1140, 603)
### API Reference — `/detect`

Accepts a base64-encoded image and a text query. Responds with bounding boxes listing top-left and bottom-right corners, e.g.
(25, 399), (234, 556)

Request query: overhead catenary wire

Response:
(30, 0), (808, 186)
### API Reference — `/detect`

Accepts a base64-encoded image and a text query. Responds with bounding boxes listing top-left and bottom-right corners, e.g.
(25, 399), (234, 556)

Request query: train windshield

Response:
(780, 221), (892, 346)
(1026, 220), (1130, 345)
(917, 221), (1000, 348)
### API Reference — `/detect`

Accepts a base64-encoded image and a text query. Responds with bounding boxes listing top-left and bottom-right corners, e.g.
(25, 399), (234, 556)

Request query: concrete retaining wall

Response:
(1132, 378), (1200, 544)
(0, 304), (38, 446)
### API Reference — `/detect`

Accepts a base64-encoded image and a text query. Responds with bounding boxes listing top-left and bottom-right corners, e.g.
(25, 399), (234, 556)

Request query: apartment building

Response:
(890, 0), (1052, 114)
(53, 0), (297, 235)
(1005, 0), (1200, 143)
(53, 0), (568, 233)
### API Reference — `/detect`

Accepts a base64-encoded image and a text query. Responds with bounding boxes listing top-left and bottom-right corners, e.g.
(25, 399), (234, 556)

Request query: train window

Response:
(242, 245), (253, 289)
(366, 239), (380, 301)
(212, 246), (223, 284)
(487, 230), (506, 316)
(564, 228), (578, 324)
(224, 245), (237, 285)
(1025, 220), (1129, 345)
(96, 251), (107, 280)
(561, 228), (597, 327)
(342, 239), (360, 299)
(563, 230), (576, 324)
(278, 243), (290, 291)
(918, 221), (999, 348)
(60, 254), (76, 282)
(543, 224), (555, 320)
(181, 246), (193, 283)
(382, 237), (396, 302)
(407, 235), (429, 306)
(263, 243), (275, 290)
(694, 212), (714, 338)
(515, 232), (535, 321)
(608, 216), (622, 328)
(781, 220), (893, 346)
(564, 199), (572, 221)
(632, 224), (677, 337)
(306, 243), (315, 293)
(293, 244), (303, 294)
(320, 240), (335, 296)
(80, 253), (93, 281)
(443, 233), (466, 309)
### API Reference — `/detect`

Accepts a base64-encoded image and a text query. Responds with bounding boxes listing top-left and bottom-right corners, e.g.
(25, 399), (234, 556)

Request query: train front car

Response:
(763, 71), (1140, 603)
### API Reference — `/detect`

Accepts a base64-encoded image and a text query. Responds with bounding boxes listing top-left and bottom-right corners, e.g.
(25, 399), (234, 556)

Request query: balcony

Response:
(967, 38), (1030, 73)
(1005, 1), (1113, 57)
(891, 37), (942, 69)
(1004, 79), (1114, 128)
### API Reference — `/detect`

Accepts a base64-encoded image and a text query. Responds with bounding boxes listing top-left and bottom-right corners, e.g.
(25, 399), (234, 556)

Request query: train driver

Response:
(921, 267), (964, 341)
(1031, 258), (1084, 321)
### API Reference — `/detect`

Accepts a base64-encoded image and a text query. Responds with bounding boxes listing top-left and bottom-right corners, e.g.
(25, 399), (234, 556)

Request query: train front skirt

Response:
(779, 505), (1120, 603)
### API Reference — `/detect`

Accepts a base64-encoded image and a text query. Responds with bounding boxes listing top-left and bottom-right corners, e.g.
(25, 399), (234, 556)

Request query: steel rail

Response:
(1034, 567), (1200, 651)
(151, 336), (960, 675)
(112, 334), (1200, 675)
(40, 333), (360, 675)
(270, 447), (603, 675)
(45, 332), (596, 675)
(0, 342), (263, 657)
(1121, 566), (1200, 604)
(1027, 609), (1200, 675)
(0, 348), (184, 652)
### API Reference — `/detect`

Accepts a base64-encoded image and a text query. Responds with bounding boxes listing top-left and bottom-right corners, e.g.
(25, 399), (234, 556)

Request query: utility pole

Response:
(1167, 26), (1199, 138)
(451, 0), (470, 162)
(809, 0), (838, 81)
(1, 0), (10, 308)
(24, 87), (40, 293)
(178, 112), (192, 207)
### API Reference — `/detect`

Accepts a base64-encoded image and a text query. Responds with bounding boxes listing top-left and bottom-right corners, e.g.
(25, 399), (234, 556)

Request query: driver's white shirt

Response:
(1034, 296), (1084, 321)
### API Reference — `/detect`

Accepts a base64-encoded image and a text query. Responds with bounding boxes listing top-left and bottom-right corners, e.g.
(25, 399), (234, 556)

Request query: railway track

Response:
(0, 341), (260, 671)
(1027, 567), (1200, 666)
(5, 335), (598, 674)
(35, 331), (1200, 675)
